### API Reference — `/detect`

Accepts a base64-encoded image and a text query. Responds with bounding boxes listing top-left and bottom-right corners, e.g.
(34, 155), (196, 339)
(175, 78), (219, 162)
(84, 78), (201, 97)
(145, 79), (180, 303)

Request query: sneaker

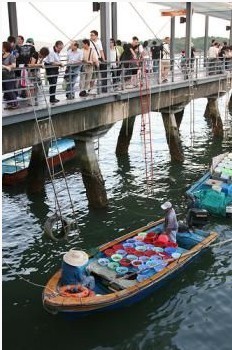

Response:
(50, 98), (60, 103)
(162, 79), (168, 83)
(79, 90), (87, 97)
(9, 104), (19, 109)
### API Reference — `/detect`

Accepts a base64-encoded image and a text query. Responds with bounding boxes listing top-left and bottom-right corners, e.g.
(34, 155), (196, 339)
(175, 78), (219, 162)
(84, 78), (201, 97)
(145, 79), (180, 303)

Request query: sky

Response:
(1, 1), (231, 48)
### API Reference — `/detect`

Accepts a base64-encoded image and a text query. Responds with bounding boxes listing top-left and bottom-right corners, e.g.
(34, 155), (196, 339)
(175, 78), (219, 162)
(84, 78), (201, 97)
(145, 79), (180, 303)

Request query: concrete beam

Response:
(2, 78), (230, 154)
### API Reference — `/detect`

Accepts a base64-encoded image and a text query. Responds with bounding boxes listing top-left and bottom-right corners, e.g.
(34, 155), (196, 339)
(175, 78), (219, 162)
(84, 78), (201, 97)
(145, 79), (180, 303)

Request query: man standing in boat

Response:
(161, 201), (178, 243)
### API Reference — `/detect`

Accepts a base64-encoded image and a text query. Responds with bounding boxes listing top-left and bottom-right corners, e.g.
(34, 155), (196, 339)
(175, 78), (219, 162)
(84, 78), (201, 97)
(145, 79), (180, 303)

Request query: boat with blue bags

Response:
(42, 218), (218, 316)
(186, 153), (232, 217)
(2, 138), (76, 186)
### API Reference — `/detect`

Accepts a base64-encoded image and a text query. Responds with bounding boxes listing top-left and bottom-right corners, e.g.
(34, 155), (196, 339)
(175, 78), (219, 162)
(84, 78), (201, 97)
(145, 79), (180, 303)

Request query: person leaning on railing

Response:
(43, 40), (64, 103)
(26, 47), (50, 106)
(2, 41), (19, 109)
(64, 41), (83, 100)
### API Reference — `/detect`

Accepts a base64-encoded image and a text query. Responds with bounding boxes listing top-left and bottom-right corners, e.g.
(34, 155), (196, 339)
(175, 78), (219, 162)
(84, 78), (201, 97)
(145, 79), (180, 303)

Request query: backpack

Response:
(159, 44), (164, 59)
(151, 45), (162, 59)
(17, 44), (35, 65)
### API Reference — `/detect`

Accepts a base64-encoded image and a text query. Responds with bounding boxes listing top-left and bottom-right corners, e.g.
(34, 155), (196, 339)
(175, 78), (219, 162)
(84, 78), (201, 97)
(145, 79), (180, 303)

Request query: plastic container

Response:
(120, 258), (131, 267)
(126, 254), (138, 261)
(135, 245), (147, 252)
(138, 256), (149, 262)
(164, 247), (176, 255)
(107, 261), (119, 270)
(137, 232), (147, 237)
(123, 242), (135, 249)
(113, 244), (124, 251)
(131, 260), (143, 268)
(115, 249), (127, 257)
(172, 252), (181, 259)
(104, 248), (115, 257)
(98, 258), (109, 267)
(116, 266), (129, 275)
(111, 253), (123, 262)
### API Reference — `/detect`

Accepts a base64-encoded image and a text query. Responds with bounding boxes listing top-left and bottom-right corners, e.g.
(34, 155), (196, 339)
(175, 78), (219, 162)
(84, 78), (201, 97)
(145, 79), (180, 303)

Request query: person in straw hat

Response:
(61, 249), (95, 289)
(161, 201), (178, 243)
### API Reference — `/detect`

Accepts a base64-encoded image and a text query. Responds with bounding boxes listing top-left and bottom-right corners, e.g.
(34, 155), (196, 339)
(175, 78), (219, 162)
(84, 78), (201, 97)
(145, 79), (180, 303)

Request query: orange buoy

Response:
(59, 284), (90, 298)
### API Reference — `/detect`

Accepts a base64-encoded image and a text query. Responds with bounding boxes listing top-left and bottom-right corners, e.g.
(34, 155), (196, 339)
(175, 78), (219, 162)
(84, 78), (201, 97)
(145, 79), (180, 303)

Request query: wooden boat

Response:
(186, 153), (232, 217)
(42, 218), (218, 316)
(2, 138), (76, 186)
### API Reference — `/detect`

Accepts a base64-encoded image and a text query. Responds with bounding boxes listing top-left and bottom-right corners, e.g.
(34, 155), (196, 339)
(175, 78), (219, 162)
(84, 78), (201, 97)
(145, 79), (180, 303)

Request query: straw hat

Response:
(63, 249), (89, 267)
(161, 201), (172, 210)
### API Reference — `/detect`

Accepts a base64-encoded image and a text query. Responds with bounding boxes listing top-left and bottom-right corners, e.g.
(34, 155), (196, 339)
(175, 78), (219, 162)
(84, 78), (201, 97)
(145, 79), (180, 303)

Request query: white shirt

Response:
(162, 43), (170, 59)
(208, 46), (219, 59)
(44, 47), (62, 64)
(67, 48), (83, 63)
(90, 38), (103, 59)
(110, 48), (119, 68)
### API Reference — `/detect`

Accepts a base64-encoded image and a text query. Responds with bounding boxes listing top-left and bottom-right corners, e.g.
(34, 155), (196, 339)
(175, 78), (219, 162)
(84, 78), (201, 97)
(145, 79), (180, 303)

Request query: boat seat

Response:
(88, 260), (137, 290)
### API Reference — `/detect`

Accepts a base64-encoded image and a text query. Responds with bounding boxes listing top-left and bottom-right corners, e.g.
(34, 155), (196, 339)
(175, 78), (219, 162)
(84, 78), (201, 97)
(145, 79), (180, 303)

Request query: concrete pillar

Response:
(228, 94), (232, 113)
(116, 116), (136, 156)
(111, 2), (117, 40)
(161, 112), (184, 162)
(174, 109), (184, 130)
(8, 2), (18, 37)
(204, 98), (223, 137)
(26, 142), (49, 194)
(75, 139), (108, 208)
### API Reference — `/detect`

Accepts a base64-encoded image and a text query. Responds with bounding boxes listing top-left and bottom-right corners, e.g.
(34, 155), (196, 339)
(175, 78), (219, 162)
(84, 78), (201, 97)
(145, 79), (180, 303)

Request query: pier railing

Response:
(2, 56), (232, 112)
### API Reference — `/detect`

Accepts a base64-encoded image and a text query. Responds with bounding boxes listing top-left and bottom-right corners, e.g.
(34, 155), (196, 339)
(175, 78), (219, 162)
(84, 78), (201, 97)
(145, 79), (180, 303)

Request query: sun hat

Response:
(26, 38), (35, 45)
(63, 249), (89, 267)
(161, 201), (172, 210)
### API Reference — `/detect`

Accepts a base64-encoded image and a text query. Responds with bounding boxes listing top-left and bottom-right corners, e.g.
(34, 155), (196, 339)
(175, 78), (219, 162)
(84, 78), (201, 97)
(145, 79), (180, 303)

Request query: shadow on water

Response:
(2, 251), (216, 350)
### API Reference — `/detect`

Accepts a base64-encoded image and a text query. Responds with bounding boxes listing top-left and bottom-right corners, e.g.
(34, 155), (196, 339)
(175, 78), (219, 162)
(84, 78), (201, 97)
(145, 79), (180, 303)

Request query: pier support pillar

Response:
(116, 116), (136, 156)
(75, 139), (108, 208)
(174, 109), (184, 130)
(161, 112), (184, 162)
(26, 143), (49, 194)
(228, 94), (232, 113)
(204, 98), (223, 137)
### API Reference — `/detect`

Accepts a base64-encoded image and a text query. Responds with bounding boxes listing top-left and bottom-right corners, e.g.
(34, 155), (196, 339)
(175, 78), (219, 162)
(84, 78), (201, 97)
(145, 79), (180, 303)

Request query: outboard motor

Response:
(186, 208), (209, 227)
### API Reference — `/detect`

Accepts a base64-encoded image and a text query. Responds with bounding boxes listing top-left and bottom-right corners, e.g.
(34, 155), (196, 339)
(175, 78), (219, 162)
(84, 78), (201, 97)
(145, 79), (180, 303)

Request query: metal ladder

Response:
(26, 82), (78, 237)
(139, 61), (154, 194)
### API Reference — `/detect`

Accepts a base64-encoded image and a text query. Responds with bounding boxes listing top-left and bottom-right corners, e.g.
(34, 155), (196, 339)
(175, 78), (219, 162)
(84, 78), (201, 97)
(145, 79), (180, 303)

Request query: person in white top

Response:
(89, 30), (107, 92)
(160, 36), (170, 83)
(44, 40), (64, 103)
(109, 38), (120, 88)
(64, 41), (83, 99)
(208, 42), (219, 75)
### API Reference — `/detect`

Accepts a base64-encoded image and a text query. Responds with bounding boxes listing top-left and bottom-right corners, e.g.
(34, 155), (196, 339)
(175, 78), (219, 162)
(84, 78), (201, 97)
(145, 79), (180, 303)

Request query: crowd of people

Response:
(2, 33), (232, 110)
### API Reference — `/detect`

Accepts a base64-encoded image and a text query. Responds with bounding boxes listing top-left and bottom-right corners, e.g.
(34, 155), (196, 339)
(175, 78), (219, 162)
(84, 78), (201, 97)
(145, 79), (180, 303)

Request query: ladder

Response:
(26, 83), (78, 237)
(139, 61), (154, 194)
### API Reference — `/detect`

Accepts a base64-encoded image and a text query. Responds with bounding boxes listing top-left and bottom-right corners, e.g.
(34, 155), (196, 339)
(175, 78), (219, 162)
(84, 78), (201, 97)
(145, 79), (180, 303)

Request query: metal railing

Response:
(2, 57), (232, 111)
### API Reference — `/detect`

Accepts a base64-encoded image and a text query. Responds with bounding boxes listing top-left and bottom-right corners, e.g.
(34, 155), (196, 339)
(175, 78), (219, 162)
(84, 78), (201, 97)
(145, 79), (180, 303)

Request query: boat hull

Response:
(186, 153), (232, 217)
(2, 139), (76, 186)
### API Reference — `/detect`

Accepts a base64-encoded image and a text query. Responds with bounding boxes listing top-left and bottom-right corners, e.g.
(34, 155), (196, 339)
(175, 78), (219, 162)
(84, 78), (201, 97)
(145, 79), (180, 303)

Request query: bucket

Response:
(120, 258), (131, 267)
